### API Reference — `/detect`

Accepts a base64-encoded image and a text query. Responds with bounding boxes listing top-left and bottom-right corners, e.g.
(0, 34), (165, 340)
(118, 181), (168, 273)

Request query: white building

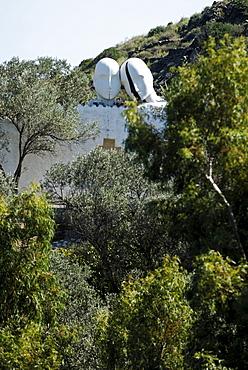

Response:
(2, 103), (166, 189)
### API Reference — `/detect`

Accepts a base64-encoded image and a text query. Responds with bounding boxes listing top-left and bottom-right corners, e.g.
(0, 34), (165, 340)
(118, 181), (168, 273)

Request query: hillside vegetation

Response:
(79, 0), (248, 94)
(1, 1), (248, 369)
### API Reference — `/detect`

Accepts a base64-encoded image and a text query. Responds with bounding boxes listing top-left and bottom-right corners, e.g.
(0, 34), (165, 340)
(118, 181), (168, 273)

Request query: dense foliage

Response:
(51, 252), (104, 370)
(108, 35), (248, 368)
(165, 36), (248, 261)
(0, 186), (71, 369)
(43, 148), (180, 294)
(0, 171), (17, 199)
(188, 251), (248, 369)
(0, 57), (96, 185)
(98, 255), (193, 370)
(1, 1), (248, 366)
(125, 36), (248, 262)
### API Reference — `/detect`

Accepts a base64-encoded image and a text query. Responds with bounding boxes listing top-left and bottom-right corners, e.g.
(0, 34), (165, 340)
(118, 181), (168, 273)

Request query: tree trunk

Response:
(206, 172), (247, 261)
(14, 158), (24, 186)
(0, 164), (6, 176)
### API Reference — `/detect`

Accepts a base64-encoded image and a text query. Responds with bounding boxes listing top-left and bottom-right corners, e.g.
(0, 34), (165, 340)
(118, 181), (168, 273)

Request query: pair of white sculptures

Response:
(90, 57), (165, 107)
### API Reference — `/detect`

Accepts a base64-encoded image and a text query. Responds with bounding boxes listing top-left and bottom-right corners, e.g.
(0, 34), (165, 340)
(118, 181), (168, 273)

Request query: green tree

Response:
(55, 65), (95, 106)
(0, 186), (71, 369)
(14, 56), (95, 106)
(51, 251), (104, 370)
(0, 57), (97, 185)
(232, 0), (248, 14)
(147, 25), (167, 37)
(125, 36), (248, 261)
(0, 171), (16, 199)
(124, 101), (167, 181)
(164, 35), (248, 260)
(187, 251), (248, 369)
(98, 255), (193, 370)
(43, 147), (176, 294)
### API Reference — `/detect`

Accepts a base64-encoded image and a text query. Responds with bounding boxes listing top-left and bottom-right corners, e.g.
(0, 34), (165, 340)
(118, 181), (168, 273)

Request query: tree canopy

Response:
(43, 147), (178, 294)
(0, 57), (96, 185)
(98, 255), (193, 370)
(125, 35), (248, 261)
(0, 186), (72, 369)
(1, 29), (248, 368)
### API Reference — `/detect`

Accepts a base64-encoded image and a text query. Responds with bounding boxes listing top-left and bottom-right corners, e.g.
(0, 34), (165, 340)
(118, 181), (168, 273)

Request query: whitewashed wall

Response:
(2, 103), (166, 189)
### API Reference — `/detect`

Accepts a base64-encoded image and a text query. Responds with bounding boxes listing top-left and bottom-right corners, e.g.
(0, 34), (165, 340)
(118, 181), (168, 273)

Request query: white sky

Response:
(0, 0), (215, 68)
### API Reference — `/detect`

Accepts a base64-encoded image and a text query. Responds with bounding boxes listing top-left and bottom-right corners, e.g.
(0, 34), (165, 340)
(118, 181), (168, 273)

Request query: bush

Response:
(0, 171), (17, 199)
(190, 22), (245, 48)
(98, 255), (193, 370)
(147, 26), (167, 37)
(188, 251), (248, 369)
(51, 251), (104, 370)
(233, 0), (248, 14)
(0, 186), (71, 369)
(43, 148), (176, 294)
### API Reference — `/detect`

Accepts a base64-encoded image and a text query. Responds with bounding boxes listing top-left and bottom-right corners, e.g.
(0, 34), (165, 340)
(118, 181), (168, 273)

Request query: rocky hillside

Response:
(79, 0), (248, 94)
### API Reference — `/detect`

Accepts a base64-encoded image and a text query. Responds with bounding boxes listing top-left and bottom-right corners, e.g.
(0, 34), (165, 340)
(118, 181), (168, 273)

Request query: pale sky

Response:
(0, 0), (215, 68)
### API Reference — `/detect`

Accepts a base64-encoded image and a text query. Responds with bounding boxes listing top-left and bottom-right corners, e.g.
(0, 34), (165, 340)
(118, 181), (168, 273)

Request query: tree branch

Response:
(206, 161), (246, 261)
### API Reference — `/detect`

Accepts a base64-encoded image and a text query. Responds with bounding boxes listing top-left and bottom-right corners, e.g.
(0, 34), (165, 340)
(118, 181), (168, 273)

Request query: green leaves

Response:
(0, 186), (71, 369)
(98, 255), (193, 369)
(192, 251), (246, 314)
(43, 147), (173, 294)
(166, 35), (248, 186)
(189, 251), (248, 369)
(51, 251), (104, 369)
(124, 103), (167, 181)
(161, 36), (248, 260)
(0, 57), (97, 184)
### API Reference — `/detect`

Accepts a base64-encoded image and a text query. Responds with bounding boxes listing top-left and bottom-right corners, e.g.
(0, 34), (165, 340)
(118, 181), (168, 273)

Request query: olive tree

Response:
(0, 171), (16, 199)
(51, 251), (104, 370)
(0, 57), (96, 185)
(43, 147), (177, 294)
